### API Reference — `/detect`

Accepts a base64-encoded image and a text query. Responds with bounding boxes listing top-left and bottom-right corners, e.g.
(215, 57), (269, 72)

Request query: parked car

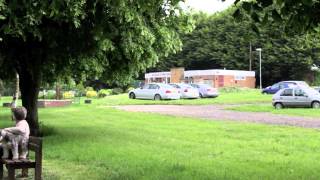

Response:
(190, 83), (219, 98)
(169, 83), (199, 99)
(262, 81), (309, 94)
(272, 86), (320, 109)
(128, 83), (180, 100)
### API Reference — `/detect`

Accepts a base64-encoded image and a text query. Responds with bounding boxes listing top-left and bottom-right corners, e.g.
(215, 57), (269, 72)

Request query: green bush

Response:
(76, 84), (86, 96)
(63, 91), (75, 99)
(38, 91), (46, 99)
(126, 87), (135, 93)
(38, 90), (56, 99)
(85, 87), (94, 91)
(219, 87), (255, 93)
(86, 90), (98, 98)
(112, 88), (123, 95)
(47, 90), (57, 99)
(98, 89), (112, 98)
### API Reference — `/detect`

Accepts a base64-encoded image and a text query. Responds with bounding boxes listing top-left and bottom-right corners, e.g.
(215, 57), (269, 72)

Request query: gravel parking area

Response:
(114, 105), (320, 128)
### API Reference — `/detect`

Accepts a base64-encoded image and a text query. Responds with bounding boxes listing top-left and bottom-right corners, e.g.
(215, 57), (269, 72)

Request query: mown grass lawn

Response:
(1, 97), (320, 179)
(92, 89), (272, 105)
(228, 104), (320, 118)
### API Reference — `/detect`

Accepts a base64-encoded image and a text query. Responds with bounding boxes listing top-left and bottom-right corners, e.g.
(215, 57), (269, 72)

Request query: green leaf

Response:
(251, 12), (260, 22)
(302, 0), (313, 6)
(251, 24), (260, 34)
(242, 2), (252, 12)
(233, 9), (242, 21)
(261, 14), (269, 25)
(260, 0), (273, 7)
(272, 10), (282, 22)
(253, 4), (263, 12)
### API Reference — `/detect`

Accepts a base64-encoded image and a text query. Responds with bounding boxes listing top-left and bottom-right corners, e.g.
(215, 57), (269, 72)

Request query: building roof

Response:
(145, 69), (255, 78)
(145, 71), (171, 78)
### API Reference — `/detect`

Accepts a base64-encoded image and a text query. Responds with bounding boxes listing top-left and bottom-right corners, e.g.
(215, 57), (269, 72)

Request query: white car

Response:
(190, 83), (219, 98)
(129, 83), (180, 100)
(169, 83), (199, 99)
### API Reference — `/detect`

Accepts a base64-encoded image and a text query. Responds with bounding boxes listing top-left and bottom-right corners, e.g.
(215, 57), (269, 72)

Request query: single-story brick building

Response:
(145, 67), (256, 88)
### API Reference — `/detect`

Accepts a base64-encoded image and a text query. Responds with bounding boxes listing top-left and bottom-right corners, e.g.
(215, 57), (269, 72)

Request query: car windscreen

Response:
(169, 84), (180, 88)
(190, 84), (199, 88)
(271, 83), (279, 89)
(180, 84), (193, 88)
(160, 84), (175, 89)
(298, 82), (309, 87)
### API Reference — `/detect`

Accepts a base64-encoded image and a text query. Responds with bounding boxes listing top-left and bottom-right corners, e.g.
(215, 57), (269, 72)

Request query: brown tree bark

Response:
(11, 72), (19, 108)
(19, 68), (41, 136)
(55, 83), (61, 100)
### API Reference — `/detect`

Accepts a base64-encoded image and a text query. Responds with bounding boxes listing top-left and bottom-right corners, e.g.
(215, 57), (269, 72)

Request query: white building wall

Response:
(145, 69), (255, 79)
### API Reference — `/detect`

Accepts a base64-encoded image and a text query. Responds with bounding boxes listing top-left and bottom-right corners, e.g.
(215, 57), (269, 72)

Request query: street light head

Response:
(256, 48), (262, 51)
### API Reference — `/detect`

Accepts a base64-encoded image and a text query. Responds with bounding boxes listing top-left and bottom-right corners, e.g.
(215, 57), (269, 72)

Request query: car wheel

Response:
(129, 93), (135, 99)
(274, 103), (283, 109)
(154, 94), (161, 101)
(312, 101), (320, 109)
(199, 93), (203, 98)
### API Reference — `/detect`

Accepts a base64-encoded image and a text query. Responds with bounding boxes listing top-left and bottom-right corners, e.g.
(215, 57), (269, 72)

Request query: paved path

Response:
(114, 105), (320, 128)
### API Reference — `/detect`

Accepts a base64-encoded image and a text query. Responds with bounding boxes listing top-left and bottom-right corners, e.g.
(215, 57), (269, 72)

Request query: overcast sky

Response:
(181, 0), (235, 13)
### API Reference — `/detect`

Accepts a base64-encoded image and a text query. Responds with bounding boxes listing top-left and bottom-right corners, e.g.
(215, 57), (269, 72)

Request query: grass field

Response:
(92, 89), (272, 105)
(1, 95), (320, 179)
(228, 104), (320, 117)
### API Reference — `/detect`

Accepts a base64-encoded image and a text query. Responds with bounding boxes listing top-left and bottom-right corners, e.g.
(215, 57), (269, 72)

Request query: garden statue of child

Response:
(0, 107), (30, 160)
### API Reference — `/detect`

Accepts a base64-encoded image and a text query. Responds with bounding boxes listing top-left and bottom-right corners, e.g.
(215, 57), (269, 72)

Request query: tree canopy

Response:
(0, 0), (194, 134)
(234, 0), (320, 32)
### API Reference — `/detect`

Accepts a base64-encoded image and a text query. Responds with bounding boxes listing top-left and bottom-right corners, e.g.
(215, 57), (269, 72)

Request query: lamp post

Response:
(256, 48), (262, 89)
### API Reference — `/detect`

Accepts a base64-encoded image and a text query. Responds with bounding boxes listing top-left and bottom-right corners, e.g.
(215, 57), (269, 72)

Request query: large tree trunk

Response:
(19, 68), (41, 136)
(11, 72), (19, 108)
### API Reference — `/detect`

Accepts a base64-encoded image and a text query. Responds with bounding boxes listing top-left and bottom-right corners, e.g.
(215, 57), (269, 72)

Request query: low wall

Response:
(37, 100), (72, 108)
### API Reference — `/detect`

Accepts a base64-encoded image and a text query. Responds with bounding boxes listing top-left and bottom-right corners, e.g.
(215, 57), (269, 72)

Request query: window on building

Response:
(234, 76), (246, 81)
(203, 79), (214, 87)
(185, 77), (193, 83)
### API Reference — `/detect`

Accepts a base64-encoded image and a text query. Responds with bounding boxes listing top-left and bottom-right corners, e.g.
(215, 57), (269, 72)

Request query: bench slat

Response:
(28, 143), (40, 151)
(28, 137), (42, 145)
(3, 159), (33, 164)
(6, 162), (36, 169)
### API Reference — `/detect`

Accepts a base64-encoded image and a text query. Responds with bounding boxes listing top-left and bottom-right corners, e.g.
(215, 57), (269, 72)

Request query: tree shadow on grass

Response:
(39, 123), (57, 137)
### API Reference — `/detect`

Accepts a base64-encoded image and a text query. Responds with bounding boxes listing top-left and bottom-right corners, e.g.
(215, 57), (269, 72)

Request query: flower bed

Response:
(37, 100), (72, 108)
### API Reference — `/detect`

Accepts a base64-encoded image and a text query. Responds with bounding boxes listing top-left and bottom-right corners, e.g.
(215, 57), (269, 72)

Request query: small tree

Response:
(0, 1), (194, 135)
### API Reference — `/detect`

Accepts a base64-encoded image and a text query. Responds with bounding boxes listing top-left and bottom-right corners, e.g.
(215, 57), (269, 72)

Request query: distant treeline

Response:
(149, 9), (320, 87)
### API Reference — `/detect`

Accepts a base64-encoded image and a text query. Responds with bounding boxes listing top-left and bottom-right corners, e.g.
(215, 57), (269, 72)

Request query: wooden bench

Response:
(0, 136), (42, 180)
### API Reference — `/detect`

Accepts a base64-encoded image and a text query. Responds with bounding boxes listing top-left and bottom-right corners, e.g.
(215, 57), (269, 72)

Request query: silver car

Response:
(272, 87), (320, 109)
(190, 83), (219, 98)
(128, 83), (180, 100)
(169, 83), (199, 99)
